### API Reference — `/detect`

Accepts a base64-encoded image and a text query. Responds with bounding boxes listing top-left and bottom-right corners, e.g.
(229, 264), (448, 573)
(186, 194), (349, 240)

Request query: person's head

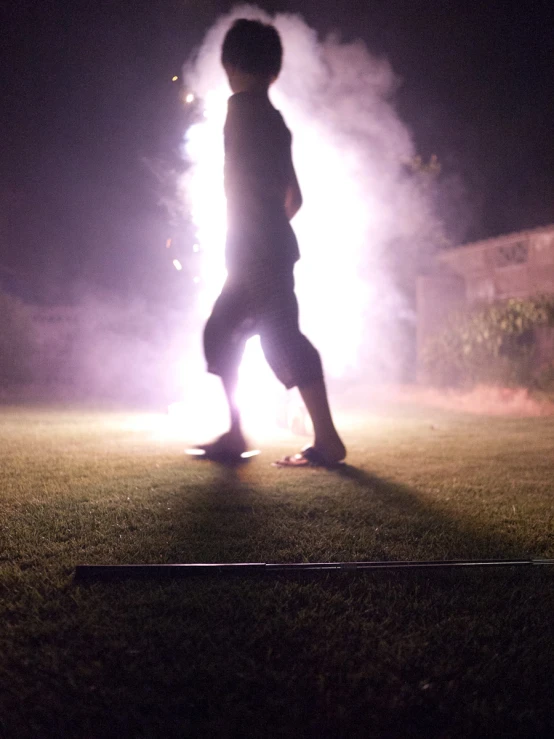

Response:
(221, 19), (283, 92)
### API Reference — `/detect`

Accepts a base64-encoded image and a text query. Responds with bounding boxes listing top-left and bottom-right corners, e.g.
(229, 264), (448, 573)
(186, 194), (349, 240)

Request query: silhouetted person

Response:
(198, 18), (345, 467)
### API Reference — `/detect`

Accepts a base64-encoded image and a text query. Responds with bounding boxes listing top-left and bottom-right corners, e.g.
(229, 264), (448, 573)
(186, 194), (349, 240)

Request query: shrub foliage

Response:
(422, 296), (554, 388)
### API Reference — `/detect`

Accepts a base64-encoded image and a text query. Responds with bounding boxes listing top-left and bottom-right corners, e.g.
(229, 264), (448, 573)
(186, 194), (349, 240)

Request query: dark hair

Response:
(221, 19), (283, 79)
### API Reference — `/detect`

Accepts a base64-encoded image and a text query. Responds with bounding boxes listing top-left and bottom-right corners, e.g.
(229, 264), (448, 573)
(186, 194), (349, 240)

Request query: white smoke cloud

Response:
(12, 289), (189, 406)
(180, 5), (440, 395)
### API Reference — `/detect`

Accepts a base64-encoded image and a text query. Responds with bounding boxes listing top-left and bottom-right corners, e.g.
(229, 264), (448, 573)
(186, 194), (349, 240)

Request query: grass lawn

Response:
(1, 404), (553, 738)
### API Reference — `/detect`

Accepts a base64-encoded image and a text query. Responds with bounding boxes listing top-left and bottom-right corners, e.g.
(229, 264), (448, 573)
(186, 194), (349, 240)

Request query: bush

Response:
(0, 291), (36, 386)
(421, 296), (554, 388)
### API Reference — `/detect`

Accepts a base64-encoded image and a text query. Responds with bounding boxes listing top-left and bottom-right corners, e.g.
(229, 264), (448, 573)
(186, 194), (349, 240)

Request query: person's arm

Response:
(284, 162), (302, 220)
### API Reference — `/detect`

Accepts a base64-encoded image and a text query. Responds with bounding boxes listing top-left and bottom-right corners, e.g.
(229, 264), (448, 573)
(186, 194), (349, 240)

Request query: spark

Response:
(172, 75), (179, 82)
(185, 93), (195, 104)
(173, 259), (183, 271)
(165, 238), (172, 248)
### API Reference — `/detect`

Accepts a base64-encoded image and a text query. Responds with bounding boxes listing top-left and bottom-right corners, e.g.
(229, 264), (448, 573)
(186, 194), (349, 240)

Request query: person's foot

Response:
(273, 438), (346, 469)
(313, 434), (346, 465)
(186, 430), (249, 464)
(190, 429), (248, 461)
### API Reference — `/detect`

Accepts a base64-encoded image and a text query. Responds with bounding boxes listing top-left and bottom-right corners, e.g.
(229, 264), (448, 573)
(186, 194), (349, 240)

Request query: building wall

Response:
(416, 224), (554, 378)
(436, 224), (554, 305)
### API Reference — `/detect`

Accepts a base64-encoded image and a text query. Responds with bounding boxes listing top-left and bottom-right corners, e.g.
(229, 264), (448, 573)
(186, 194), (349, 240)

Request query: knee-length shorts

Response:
(203, 270), (323, 389)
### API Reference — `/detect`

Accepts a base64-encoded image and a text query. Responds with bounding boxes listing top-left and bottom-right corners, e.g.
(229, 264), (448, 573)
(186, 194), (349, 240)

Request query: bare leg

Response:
(298, 380), (346, 463)
(220, 371), (247, 452)
(194, 372), (247, 459)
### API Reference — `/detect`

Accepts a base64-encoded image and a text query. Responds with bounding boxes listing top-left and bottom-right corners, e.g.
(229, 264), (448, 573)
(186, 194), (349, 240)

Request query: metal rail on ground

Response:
(74, 559), (554, 582)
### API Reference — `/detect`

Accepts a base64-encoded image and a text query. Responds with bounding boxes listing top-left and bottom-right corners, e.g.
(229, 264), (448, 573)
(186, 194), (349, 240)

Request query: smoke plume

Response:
(180, 5), (441, 392)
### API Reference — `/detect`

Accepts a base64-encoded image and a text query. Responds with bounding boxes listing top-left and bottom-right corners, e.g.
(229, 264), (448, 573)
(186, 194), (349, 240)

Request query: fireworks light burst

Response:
(174, 7), (432, 437)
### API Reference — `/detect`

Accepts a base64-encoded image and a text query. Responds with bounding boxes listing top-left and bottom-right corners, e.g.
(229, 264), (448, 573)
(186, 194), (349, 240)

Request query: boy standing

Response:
(199, 18), (345, 467)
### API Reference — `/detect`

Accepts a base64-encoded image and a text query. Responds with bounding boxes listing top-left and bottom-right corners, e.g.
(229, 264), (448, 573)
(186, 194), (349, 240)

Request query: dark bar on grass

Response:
(74, 559), (554, 582)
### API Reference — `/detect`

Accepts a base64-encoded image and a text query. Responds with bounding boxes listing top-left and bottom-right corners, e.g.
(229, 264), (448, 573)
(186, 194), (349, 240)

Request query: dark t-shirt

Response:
(224, 91), (300, 274)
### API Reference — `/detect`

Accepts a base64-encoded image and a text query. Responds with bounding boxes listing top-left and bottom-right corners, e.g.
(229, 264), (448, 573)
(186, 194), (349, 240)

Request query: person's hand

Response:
(284, 169), (302, 220)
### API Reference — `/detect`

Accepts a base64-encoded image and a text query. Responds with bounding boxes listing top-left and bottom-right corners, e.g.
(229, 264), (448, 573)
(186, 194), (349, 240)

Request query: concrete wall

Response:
(436, 224), (554, 305)
(416, 224), (554, 377)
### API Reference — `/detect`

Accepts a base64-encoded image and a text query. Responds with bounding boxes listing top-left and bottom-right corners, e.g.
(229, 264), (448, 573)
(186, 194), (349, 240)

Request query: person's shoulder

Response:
(226, 92), (291, 140)
(227, 92), (245, 106)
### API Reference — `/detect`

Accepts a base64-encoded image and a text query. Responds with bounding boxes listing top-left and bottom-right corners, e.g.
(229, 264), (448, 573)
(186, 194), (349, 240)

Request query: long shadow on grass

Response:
(168, 458), (548, 565)
(167, 461), (271, 563)
(333, 464), (546, 561)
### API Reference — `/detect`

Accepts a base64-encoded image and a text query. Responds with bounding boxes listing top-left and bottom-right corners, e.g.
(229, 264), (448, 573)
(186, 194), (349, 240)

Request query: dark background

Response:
(2, 0), (553, 303)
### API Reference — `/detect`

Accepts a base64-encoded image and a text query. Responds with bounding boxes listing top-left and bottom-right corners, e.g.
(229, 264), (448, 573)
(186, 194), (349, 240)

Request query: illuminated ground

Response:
(1, 405), (554, 737)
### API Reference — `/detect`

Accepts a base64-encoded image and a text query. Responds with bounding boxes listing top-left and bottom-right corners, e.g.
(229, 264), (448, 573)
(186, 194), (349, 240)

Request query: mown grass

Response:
(1, 405), (553, 738)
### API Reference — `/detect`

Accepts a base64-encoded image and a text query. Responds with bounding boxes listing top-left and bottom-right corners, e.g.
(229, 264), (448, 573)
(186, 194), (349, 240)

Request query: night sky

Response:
(2, 0), (553, 303)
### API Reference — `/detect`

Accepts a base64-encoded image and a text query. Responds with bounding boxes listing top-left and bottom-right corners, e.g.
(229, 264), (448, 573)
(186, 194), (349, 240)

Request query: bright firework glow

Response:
(176, 7), (437, 436)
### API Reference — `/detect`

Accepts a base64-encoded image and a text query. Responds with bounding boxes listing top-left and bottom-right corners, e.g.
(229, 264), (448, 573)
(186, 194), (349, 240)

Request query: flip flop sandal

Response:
(272, 446), (343, 469)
